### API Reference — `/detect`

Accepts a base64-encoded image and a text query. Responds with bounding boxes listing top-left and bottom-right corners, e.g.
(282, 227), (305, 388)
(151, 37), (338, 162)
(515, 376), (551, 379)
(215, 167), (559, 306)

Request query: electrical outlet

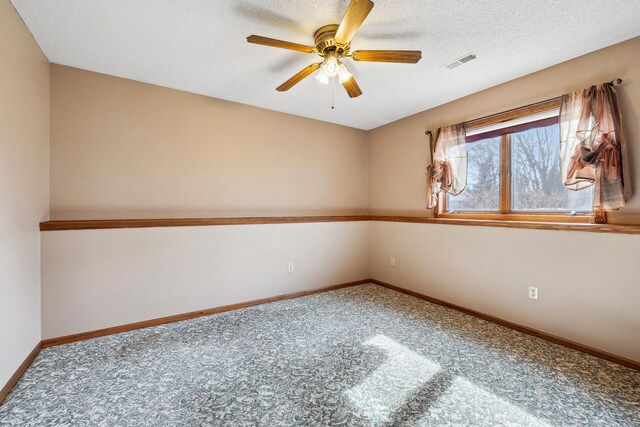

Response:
(528, 286), (539, 300)
(389, 257), (396, 267)
(288, 262), (294, 273)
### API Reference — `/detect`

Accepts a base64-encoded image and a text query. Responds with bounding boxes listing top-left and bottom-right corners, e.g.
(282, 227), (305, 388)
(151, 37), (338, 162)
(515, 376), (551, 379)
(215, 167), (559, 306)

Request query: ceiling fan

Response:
(246, 0), (422, 99)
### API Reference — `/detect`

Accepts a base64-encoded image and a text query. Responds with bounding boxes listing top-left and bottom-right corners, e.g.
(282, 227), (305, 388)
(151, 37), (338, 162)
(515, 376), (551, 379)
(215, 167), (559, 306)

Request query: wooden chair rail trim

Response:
(0, 342), (41, 406)
(370, 216), (640, 235)
(39, 216), (374, 231)
(40, 215), (640, 234)
(370, 279), (640, 371)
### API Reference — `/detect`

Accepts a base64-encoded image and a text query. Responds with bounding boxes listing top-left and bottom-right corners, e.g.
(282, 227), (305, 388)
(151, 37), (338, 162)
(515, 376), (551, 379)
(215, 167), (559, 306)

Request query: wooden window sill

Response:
(370, 216), (640, 235)
(436, 213), (596, 224)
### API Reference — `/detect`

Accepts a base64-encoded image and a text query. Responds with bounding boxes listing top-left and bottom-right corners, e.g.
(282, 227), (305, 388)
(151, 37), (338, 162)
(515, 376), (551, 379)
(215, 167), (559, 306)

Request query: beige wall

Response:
(44, 64), (372, 342)
(50, 65), (369, 220)
(42, 221), (370, 339)
(370, 221), (640, 362)
(367, 38), (640, 362)
(369, 37), (640, 224)
(39, 37), (640, 363)
(0, 1), (49, 388)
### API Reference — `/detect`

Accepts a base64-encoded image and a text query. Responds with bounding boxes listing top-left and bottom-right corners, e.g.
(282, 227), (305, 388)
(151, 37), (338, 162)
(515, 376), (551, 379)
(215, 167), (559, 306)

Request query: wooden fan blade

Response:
(342, 76), (362, 98)
(247, 35), (315, 53)
(334, 0), (374, 44)
(276, 63), (321, 92)
(351, 50), (422, 63)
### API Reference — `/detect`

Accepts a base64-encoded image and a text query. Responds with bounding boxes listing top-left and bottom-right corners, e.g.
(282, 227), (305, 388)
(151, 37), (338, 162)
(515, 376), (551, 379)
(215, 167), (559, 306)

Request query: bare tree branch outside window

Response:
(446, 123), (592, 213)
(511, 124), (591, 211)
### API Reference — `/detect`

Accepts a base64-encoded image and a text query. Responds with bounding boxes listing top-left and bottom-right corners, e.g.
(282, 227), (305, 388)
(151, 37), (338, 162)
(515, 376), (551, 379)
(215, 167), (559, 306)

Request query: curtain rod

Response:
(424, 78), (623, 136)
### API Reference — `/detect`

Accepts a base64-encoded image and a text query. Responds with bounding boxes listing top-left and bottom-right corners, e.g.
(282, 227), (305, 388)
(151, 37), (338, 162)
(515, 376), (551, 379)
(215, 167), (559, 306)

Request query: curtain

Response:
(425, 124), (467, 209)
(559, 83), (631, 210)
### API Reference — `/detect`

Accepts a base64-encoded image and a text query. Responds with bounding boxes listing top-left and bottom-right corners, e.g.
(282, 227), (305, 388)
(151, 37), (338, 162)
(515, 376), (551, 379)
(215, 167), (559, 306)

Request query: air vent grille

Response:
(459, 53), (476, 63)
(444, 53), (477, 70)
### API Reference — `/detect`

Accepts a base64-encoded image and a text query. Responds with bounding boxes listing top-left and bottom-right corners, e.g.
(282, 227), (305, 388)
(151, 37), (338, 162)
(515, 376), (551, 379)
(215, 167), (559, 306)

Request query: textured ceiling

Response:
(11, 0), (640, 130)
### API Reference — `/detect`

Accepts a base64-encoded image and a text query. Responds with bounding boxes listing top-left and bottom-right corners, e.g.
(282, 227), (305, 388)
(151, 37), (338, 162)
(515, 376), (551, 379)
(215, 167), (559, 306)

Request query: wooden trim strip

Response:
(499, 133), (510, 214)
(40, 216), (373, 231)
(41, 279), (370, 348)
(371, 216), (640, 235)
(436, 213), (593, 223)
(40, 215), (640, 234)
(370, 279), (640, 371)
(466, 98), (562, 130)
(465, 115), (559, 143)
(0, 342), (41, 406)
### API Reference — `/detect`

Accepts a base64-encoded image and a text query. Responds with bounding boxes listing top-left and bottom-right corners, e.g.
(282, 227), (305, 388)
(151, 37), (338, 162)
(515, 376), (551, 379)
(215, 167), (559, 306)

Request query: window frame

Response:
(434, 100), (603, 224)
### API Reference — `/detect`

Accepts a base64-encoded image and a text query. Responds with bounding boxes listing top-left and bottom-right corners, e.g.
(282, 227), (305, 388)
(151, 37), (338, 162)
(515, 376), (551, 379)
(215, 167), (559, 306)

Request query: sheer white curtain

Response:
(559, 83), (631, 210)
(426, 124), (467, 209)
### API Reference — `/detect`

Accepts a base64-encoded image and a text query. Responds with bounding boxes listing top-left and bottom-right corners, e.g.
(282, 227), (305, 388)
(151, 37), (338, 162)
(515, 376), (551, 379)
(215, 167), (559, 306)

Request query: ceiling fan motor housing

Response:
(314, 24), (350, 57)
(246, 0), (420, 99)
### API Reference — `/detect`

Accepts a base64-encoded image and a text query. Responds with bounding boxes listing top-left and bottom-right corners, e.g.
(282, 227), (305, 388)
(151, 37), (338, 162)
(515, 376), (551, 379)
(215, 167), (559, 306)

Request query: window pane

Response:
(511, 124), (592, 212)
(446, 137), (500, 211)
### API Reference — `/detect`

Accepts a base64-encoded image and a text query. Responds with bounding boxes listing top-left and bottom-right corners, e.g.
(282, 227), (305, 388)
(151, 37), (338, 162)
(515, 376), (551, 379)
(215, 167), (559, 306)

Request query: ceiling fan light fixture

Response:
(315, 66), (330, 84)
(325, 56), (339, 77)
(248, 0), (421, 99)
(316, 55), (345, 85)
(338, 63), (352, 83)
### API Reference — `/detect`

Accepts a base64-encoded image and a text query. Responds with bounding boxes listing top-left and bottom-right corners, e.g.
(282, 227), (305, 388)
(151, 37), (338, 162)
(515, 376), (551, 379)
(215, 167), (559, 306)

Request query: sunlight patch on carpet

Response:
(345, 335), (440, 424)
(422, 376), (553, 426)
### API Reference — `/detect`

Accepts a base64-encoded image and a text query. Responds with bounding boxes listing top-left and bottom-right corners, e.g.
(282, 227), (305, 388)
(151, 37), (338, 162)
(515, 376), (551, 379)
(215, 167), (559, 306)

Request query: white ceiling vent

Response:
(444, 53), (477, 70)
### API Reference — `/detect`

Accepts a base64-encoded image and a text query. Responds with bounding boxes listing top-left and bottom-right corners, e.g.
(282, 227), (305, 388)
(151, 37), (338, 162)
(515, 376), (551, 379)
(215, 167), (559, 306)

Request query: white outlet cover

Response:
(528, 286), (539, 300)
(389, 257), (396, 267)
(288, 262), (294, 273)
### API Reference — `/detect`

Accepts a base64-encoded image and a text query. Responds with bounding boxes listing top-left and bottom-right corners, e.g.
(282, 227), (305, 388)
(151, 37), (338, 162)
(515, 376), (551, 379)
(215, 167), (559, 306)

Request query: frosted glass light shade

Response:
(325, 56), (339, 77)
(338, 63), (352, 83)
(315, 66), (330, 84)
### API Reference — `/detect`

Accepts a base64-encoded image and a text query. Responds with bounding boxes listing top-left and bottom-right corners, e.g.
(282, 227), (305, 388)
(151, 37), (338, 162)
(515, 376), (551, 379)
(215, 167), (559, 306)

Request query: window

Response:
(440, 109), (595, 222)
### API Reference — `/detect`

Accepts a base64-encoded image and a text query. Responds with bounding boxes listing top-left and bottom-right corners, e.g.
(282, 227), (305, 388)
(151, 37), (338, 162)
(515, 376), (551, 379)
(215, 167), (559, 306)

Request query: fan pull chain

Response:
(331, 76), (335, 110)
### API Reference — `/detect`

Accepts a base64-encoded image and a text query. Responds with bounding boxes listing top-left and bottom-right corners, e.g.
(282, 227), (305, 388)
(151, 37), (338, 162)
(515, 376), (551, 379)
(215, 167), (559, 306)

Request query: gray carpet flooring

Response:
(1, 284), (639, 426)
